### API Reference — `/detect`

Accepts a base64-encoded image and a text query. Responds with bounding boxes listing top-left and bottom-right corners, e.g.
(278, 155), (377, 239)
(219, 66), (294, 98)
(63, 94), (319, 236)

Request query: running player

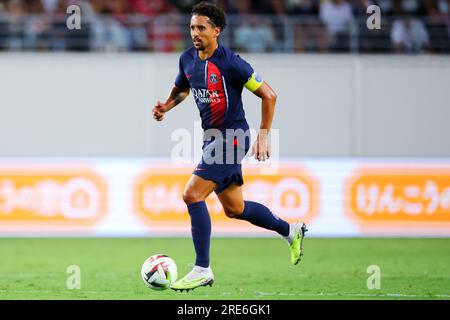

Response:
(152, 1), (307, 292)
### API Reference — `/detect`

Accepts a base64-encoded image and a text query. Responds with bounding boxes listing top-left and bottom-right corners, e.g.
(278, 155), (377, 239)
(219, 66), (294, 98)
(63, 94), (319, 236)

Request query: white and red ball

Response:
(141, 254), (178, 290)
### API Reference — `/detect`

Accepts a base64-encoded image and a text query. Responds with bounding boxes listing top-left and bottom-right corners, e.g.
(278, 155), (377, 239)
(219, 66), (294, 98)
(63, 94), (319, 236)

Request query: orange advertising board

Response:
(134, 164), (319, 230)
(0, 167), (108, 226)
(346, 167), (450, 226)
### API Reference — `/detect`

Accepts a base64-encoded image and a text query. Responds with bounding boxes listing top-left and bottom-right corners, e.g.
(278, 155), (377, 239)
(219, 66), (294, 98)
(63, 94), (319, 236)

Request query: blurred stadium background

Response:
(0, 0), (449, 300)
(1, 0), (450, 53)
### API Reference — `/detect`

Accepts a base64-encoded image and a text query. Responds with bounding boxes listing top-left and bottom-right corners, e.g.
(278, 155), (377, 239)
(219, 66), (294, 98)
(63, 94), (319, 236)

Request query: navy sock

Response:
(187, 201), (211, 268)
(237, 201), (290, 237)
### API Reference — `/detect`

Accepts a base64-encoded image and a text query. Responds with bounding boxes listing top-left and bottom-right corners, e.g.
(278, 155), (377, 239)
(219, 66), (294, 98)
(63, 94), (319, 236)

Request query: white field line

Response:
(0, 290), (237, 297)
(0, 289), (449, 299)
(255, 291), (450, 298)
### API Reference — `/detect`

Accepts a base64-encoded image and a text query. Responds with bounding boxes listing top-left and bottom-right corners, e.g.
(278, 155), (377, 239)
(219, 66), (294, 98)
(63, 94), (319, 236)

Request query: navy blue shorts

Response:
(193, 134), (250, 194)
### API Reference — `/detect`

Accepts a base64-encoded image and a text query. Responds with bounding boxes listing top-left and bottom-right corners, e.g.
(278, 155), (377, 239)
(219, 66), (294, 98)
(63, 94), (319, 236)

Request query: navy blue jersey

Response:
(175, 45), (260, 133)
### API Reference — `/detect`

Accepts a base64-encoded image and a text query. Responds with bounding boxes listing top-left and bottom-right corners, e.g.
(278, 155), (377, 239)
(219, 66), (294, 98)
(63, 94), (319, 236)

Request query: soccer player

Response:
(152, 1), (307, 292)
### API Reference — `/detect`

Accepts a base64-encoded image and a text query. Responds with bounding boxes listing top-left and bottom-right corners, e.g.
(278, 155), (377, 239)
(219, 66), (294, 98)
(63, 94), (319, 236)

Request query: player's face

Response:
(190, 15), (220, 51)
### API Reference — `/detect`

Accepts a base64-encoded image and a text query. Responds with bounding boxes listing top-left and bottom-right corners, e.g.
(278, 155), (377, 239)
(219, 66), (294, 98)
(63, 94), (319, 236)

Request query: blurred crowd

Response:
(0, 0), (449, 53)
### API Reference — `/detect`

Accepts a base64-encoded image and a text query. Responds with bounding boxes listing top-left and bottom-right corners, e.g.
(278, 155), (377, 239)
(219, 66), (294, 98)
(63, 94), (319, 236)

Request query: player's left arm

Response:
(247, 79), (277, 162)
(229, 53), (276, 161)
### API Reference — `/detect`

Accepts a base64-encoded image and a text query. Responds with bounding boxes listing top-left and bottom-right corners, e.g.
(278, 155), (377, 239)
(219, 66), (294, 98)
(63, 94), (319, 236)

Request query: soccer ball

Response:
(141, 254), (178, 290)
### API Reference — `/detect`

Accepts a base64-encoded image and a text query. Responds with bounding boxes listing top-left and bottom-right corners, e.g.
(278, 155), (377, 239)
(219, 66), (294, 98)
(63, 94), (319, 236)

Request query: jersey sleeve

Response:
(229, 53), (263, 92)
(174, 56), (190, 89)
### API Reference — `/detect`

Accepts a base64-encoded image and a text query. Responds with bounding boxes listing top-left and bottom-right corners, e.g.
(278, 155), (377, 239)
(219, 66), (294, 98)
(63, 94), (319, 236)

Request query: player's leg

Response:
(217, 182), (289, 233)
(171, 174), (216, 291)
(217, 182), (308, 265)
(182, 174), (217, 268)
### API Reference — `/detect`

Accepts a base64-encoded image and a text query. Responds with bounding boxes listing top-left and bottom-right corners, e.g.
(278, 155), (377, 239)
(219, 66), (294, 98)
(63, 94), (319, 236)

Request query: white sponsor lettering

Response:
(191, 88), (221, 103)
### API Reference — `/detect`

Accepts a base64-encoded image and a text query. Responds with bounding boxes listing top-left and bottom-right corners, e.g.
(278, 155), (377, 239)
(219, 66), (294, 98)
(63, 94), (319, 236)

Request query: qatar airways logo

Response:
(191, 88), (221, 103)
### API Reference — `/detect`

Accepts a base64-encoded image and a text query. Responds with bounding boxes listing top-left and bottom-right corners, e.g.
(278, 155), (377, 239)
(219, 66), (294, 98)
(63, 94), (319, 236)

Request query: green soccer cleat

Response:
(288, 222), (308, 265)
(171, 266), (214, 292)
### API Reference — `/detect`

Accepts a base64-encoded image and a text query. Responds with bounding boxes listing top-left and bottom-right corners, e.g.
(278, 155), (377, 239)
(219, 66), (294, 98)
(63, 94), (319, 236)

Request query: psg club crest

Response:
(209, 73), (219, 84)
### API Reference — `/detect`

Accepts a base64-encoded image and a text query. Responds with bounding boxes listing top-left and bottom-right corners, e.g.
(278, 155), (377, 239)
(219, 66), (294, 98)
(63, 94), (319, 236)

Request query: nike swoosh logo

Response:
(179, 276), (210, 285)
(186, 74), (193, 79)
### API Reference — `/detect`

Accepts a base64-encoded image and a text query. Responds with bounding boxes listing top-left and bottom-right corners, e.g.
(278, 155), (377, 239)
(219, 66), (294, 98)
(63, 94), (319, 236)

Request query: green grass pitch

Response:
(0, 237), (449, 300)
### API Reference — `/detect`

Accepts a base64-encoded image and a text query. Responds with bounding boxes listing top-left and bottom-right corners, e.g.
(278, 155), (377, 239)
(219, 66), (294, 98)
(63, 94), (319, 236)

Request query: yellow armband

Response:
(244, 72), (263, 92)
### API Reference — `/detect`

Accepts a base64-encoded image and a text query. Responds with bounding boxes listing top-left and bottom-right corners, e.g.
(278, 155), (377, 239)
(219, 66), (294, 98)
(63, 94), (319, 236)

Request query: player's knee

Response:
(223, 205), (244, 219)
(182, 191), (204, 205)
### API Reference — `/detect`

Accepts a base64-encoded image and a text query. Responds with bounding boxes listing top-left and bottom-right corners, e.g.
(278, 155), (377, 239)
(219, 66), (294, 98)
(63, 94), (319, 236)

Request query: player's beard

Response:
(193, 39), (205, 51)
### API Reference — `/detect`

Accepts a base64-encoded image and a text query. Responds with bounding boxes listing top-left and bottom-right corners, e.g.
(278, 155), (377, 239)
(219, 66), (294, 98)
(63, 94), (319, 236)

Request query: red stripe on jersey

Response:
(207, 61), (226, 129)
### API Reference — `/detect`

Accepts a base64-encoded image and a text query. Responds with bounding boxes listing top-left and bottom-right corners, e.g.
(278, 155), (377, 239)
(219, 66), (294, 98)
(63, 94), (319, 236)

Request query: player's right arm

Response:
(152, 86), (190, 122)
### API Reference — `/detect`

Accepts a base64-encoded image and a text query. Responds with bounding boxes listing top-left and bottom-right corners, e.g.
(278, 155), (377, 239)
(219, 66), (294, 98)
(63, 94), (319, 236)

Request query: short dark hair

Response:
(191, 1), (227, 31)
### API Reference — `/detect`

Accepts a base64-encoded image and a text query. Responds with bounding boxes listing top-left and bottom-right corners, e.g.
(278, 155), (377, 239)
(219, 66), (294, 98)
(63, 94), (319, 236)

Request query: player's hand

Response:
(152, 101), (166, 121)
(251, 132), (270, 162)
